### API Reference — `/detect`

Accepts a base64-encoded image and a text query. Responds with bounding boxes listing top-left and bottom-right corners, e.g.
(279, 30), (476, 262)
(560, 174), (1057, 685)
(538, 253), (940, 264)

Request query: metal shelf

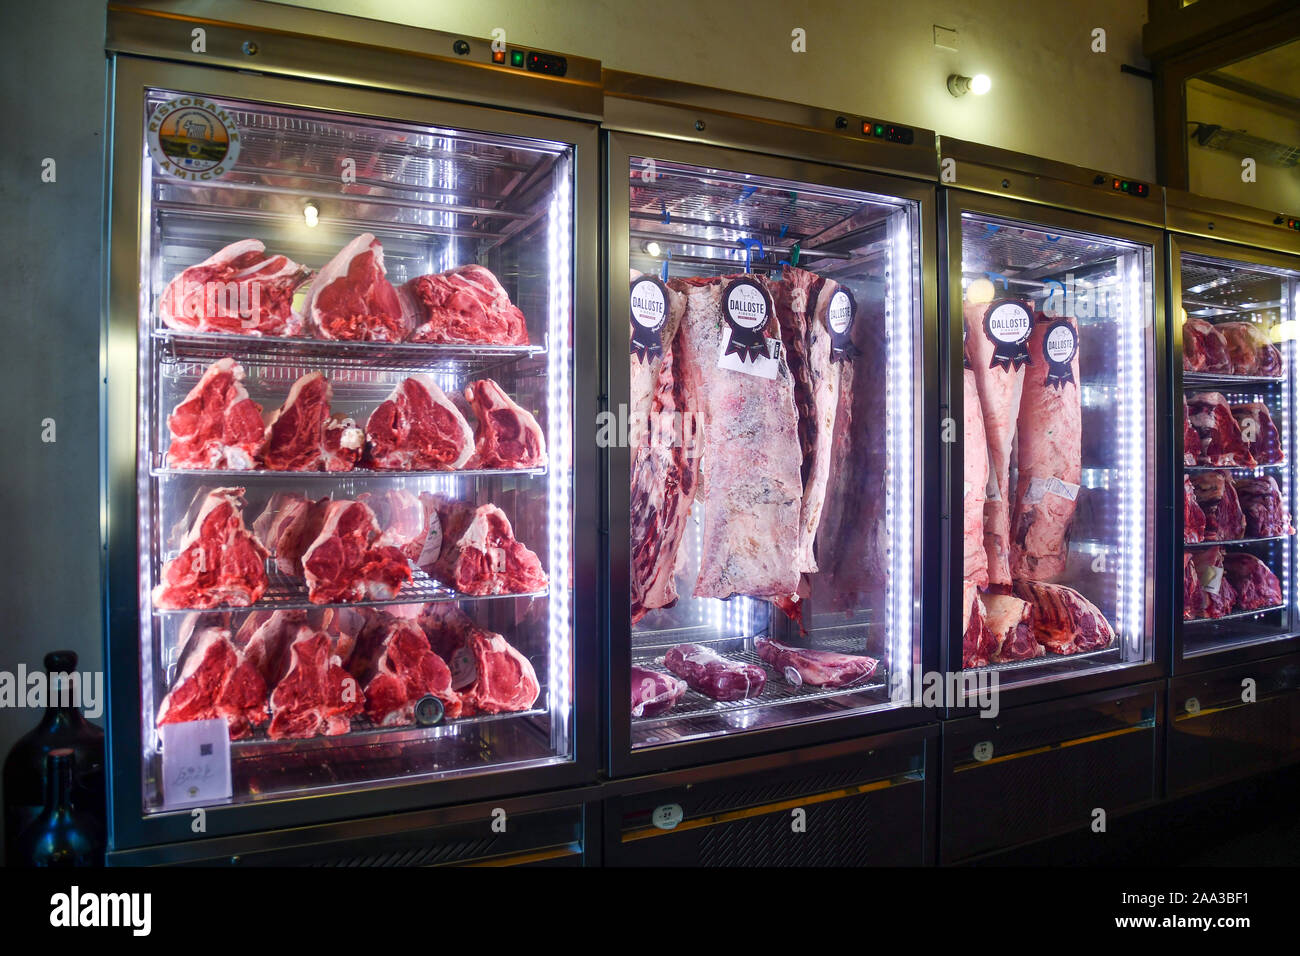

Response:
(153, 328), (546, 375)
(1185, 462), (1283, 473)
(1184, 602), (1287, 625)
(152, 566), (548, 615)
(150, 464), (546, 481)
(1184, 371), (1287, 386)
(1184, 533), (1293, 548)
(965, 642), (1120, 675)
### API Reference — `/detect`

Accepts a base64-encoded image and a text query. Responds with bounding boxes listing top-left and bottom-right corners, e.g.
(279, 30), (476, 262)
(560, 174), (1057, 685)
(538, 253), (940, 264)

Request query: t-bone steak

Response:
(159, 238), (309, 336)
(421, 496), (547, 596)
(166, 358), (265, 470)
(365, 374), (474, 471)
(1189, 392), (1257, 467)
(305, 233), (412, 342)
(260, 371), (362, 471)
(464, 379), (546, 469)
(347, 613), (461, 724)
(267, 628), (364, 738)
(153, 487), (269, 609)
(1191, 470), (1247, 541)
(156, 618), (268, 739)
(1236, 475), (1294, 538)
(1182, 317), (1231, 373)
(403, 264), (529, 345)
(301, 499), (413, 604)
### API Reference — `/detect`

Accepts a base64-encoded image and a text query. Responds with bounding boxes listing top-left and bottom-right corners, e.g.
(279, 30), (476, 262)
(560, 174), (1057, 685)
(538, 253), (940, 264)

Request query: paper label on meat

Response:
(717, 331), (783, 379)
(1198, 563), (1223, 595)
(448, 644), (478, 690)
(1042, 319), (1078, 389)
(1022, 475), (1080, 504)
(964, 480), (972, 498)
(982, 299), (1034, 371)
(630, 276), (669, 362)
(826, 287), (857, 362)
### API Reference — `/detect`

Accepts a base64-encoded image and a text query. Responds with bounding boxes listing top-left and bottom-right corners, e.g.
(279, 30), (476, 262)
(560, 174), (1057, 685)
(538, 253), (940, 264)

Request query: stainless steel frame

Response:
(603, 84), (941, 777)
(938, 137), (1169, 714)
(104, 43), (601, 852)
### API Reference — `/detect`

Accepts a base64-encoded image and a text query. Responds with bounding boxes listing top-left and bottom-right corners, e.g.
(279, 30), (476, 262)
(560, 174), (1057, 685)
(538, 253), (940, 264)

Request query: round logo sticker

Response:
(827, 289), (854, 334)
(725, 280), (769, 330)
(630, 277), (668, 331)
(984, 301), (1033, 344)
(147, 95), (241, 182)
(1044, 322), (1077, 364)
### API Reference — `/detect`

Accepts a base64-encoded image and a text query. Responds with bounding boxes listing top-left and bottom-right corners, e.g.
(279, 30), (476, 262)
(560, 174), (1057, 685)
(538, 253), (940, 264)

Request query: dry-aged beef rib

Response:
(154, 487), (268, 609)
(159, 238), (309, 336)
(157, 619), (269, 739)
(1191, 470), (1247, 541)
(962, 582), (998, 668)
(253, 492), (329, 577)
(663, 644), (766, 701)
(1183, 552), (1200, 620)
(365, 374), (474, 471)
(1236, 476), (1293, 538)
(630, 666), (687, 717)
(963, 356), (990, 589)
(1189, 547), (1237, 618)
(755, 637), (878, 688)
(305, 233), (412, 342)
(1182, 317), (1231, 373)
(267, 629), (364, 739)
(260, 371), (362, 472)
(1223, 553), (1282, 610)
(166, 358), (265, 470)
(984, 592), (1044, 662)
(670, 275), (803, 601)
(1231, 401), (1284, 465)
(1189, 392), (1256, 467)
(1184, 474), (1207, 543)
(347, 614), (461, 725)
(1012, 580), (1116, 655)
(465, 379), (546, 469)
(1010, 313), (1082, 581)
(1218, 321), (1282, 377)
(420, 496), (547, 596)
(301, 499), (412, 604)
(403, 264), (529, 345)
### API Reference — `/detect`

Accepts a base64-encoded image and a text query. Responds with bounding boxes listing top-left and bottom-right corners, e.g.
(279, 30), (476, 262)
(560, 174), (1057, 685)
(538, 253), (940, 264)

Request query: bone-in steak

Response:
(301, 499), (412, 604)
(421, 496), (547, 596)
(403, 264), (529, 345)
(166, 358), (265, 470)
(154, 487), (268, 609)
(464, 379), (546, 469)
(346, 614), (461, 725)
(365, 374), (474, 471)
(157, 619), (268, 739)
(306, 233), (412, 342)
(267, 629), (364, 738)
(159, 238), (309, 337)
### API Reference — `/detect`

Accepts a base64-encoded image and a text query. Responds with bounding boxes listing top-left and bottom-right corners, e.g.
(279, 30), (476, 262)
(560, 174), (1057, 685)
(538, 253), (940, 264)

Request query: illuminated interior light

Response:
(965, 277), (995, 304)
(970, 74), (992, 95)
(947, 73), (992, 97)
(303, 201), (319, 227)
(642, 240), (661, 257)
(1271, 320), (1299, 343)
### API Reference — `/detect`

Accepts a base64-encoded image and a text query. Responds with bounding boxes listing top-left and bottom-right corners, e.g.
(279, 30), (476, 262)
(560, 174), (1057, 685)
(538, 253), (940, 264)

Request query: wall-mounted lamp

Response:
(947, 73), (991, 97)
(303, 201), (320, 228)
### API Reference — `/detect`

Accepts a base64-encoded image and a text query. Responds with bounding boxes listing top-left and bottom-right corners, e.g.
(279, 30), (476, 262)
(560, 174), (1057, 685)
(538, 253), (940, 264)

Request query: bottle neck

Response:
(44, 752), (75, 811)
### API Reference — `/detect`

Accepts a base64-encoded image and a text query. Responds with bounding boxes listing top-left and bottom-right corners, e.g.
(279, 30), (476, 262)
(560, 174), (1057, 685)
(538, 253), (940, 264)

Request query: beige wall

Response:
(272, 0), (1158, 181)
(1187, 79), (1300, 212)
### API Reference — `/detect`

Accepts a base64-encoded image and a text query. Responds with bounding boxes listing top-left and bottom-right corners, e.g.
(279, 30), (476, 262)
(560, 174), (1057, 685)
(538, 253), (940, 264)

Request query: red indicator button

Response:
(491, 49), (506, 64)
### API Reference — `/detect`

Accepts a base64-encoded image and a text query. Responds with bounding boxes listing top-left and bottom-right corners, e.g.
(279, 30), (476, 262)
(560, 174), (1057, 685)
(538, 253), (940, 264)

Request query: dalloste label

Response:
(826, 286), (857, 361)
(982, 299), (1034, 371)
(148, 95), (241, 182)
(630, 276), (669, 361)
(1042, 318), (1079, 389)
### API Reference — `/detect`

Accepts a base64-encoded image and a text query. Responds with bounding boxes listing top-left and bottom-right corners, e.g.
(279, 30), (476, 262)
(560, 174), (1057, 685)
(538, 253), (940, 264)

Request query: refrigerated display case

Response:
(941, 139), (1166, 708)
(604, 73), (939, 775)
(1168, 190), (1300, 671)
(103, 4), (598, 854)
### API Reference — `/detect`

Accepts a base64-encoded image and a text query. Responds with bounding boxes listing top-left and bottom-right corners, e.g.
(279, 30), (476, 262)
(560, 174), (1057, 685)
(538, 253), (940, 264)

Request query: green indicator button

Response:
(874, 124), (884, 137)
(510, 49), (525, 67)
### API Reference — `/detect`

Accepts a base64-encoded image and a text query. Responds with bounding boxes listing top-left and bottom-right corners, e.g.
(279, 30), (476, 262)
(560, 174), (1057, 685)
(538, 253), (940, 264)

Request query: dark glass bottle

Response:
(3, 651), (105, 865)
(13, 749), (104, 867)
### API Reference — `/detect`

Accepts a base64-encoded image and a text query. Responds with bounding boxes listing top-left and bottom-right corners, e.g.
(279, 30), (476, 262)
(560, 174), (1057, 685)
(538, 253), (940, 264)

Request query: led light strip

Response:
(546, 163), (573, 727)
(888, 210), (913, 701)
(1118, 252), (1146, 657)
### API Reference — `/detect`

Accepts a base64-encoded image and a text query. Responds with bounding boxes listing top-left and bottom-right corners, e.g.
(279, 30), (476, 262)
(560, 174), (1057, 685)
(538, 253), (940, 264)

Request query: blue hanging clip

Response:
(778, 223), (789, 240)
(738, 237), (763, 273)
(1045, 233), (1060, 242)
(660, 249), (672, 282)
(660, 200), (670, 224)
(984, 223), (1001, 235)
(986, 271), (1010, 290)
(737, 185), (757, 204)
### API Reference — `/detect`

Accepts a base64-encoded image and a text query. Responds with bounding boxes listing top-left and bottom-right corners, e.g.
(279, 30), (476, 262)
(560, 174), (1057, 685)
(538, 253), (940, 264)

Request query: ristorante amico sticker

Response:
(148, 95), (241, 182)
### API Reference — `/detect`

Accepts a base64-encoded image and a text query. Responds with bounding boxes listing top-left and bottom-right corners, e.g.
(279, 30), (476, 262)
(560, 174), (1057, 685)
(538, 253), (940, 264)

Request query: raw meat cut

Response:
(415, 601), (477, 661)
(965, 299), (1030, 585)
(963, 353), (990, 589)
(1184, 474), (1206, 543)
(156, 619), (268, 739)
(253, 493), (329, 576)
(301, 499), (413, 604)
(669, 275), (803, 601)
(1183, 552), (1199, 620)
(305, 233), (412, 342)
(1223, 553), (1282, 610)
(159, 239), (309, 336)
(663, 643), (766, 701)
(1231, 402), (1284, 465)
(464, 379), (546, 469)
(403, 264), (529, 345)
(1011, 580), (1116, 655)
(417, 609), (539, 716)
(365, 374), (474, 471)
(1183, 396), (1199, 467)
(768, 265), (840, 576)
(1191, 470), (1247, 541)
(629, 274), (695, 623)
(267, 629), (364, 738)
(962, 582), (998, 668)
(166, 358), (265, 470)
(1010, 313), (1082, 581)
(630, 666), (687, 717)
(1188, 392), (1256, 466)
(361, 488), (430, 562)
(1235, 475), (1294, 538)
(347, 614), (460, 725)
(1218, 321), (1282, 377)
(1189, 547), (1237, 618)
(1182, 317), (1231, 373)
(153, 488), (269, 609)
(754, 637), (878, 688)
(234, 609), (308, 685)
(983, 592), (1044, 663)
(260, 371), (362, 472)
(420, 497), (547, 596)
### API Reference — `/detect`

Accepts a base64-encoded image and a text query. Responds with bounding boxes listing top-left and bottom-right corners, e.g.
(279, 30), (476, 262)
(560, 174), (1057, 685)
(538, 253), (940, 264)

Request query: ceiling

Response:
(1216, 39), (1300, 104)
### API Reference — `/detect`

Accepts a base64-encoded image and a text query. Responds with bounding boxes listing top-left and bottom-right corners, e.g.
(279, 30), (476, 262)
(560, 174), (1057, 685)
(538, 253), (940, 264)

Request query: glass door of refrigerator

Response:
(624, 156), (921, 749)
(136, 89), (576, 812)
(958, 212), (1155, 686)
(1179, 252), (1299, 656)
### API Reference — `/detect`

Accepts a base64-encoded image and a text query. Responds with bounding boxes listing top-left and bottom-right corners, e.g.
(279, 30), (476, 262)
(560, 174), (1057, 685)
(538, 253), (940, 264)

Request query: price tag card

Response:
(160, 719), (232, 809)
